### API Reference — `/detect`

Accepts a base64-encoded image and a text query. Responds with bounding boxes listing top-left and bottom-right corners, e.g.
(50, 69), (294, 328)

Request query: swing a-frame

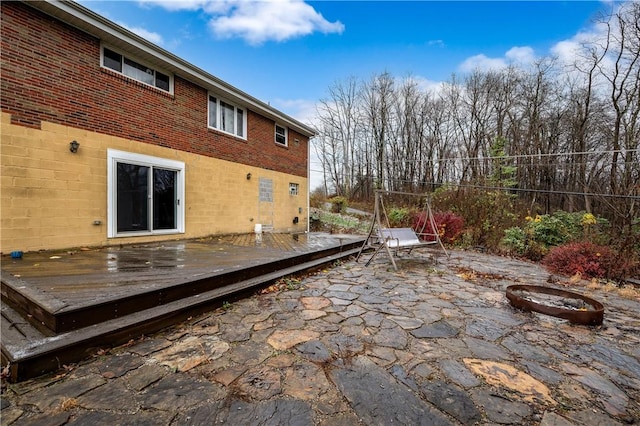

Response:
(356, 190), (448, 271)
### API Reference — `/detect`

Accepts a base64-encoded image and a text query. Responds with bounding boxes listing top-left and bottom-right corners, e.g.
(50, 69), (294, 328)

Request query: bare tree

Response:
(310, 4), (638, 248)
(361, 72), (396, 190)
(314, 77), (362, 195)
(596, 2), (640, 243)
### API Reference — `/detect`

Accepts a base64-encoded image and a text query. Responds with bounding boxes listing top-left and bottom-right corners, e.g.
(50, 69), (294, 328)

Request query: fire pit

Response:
(506, 284), (604, 326)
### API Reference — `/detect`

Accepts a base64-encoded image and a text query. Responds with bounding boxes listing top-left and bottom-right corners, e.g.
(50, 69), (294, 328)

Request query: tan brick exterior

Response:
(1, 113), (308, 252)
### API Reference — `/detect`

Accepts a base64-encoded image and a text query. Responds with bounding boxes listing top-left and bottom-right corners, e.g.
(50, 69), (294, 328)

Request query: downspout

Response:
(307, 136), (311, 233)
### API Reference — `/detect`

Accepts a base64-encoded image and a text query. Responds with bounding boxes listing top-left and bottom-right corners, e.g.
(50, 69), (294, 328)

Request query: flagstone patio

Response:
(1, 248), (639, 425)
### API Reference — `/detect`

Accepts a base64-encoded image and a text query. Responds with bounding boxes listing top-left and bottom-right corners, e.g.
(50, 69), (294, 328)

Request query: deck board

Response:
(1, 233), (364, 331)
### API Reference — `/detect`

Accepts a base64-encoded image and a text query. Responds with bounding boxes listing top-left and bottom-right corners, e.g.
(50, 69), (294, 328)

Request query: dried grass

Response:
(59, 397), (79, 411)
(618, 285), (640, 300)
(438, 292), (453, 301)
(586, 279), (639, 300)
(586, 279), (601, 290)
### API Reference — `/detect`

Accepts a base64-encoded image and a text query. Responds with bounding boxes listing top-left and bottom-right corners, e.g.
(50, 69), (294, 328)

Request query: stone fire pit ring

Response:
(506, 284), (604, 326)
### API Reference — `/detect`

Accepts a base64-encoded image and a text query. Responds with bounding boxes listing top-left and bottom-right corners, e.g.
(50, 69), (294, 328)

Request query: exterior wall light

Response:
(69, 140), (80, 153)
(246, 172), (252, 180)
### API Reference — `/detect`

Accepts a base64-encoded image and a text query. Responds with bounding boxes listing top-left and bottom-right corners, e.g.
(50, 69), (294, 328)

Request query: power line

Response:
(311, 148), (639, 165)
(383, 179), (640, 200)
(384, 148), (640, 164)
(468, 184), (638, 200)
(310, 169), (639, 199)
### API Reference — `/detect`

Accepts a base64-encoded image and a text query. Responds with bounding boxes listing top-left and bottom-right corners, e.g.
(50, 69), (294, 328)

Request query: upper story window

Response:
(275, 124), (287, 146)
(102, 47), (172, 93)
(208, 95), (246, 138)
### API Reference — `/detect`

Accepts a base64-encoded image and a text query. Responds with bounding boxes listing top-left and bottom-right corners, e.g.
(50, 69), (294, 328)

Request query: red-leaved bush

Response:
(413, 211), (464, 243)
(542, 241), (627, 280)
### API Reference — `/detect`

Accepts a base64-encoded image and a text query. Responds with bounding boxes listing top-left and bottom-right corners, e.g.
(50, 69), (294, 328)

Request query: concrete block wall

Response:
(1, 113), (308, 253)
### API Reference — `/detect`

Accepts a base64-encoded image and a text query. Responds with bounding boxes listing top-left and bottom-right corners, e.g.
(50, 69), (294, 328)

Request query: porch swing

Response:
(355, 190), (448, 271)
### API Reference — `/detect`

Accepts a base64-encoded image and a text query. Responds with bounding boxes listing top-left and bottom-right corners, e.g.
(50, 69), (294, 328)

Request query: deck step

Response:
(1, 247), (361, 382)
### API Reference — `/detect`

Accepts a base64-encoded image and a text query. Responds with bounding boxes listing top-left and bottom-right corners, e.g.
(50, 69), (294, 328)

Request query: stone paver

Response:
(2, 250), (639, 425)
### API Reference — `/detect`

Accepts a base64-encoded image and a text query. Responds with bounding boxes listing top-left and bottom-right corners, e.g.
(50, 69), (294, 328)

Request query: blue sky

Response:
(81, 0), (612, 125)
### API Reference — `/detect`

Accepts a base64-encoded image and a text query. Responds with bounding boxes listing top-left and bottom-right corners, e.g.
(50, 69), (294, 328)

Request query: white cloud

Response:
(505, 46), (536, 64)
(405, 75), (446, 95)
(458, 3), (626, 78)
(459, 46), (537, 73)
(427, 39), (445, 47)
(550, 22), (610, 68)
(547, 7), (634, 91)
(139, 0), (344, 45)
(459, 54), (507, 73)
(116, 21), (164, 46)
(273, 98), (318, 126)
(80, 2), (165, 46)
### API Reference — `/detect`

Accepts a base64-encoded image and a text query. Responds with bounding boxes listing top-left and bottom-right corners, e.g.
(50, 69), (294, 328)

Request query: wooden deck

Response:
(1, 233), (365, 381)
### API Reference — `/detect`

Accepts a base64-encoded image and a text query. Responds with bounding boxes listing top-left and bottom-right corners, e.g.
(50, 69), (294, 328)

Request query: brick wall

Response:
(0, 2), (308, 178)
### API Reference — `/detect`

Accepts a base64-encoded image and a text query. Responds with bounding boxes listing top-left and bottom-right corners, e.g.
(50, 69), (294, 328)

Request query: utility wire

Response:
(312, 149), (639, 165)
(465, 184), (638, 201)
(380, 179), (640, 200)
(309, 170), (639, 199)
(382, 148), (639, 164)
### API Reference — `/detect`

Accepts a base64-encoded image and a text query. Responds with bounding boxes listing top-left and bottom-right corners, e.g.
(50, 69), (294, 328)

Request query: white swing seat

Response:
(379, 228), (433, 249)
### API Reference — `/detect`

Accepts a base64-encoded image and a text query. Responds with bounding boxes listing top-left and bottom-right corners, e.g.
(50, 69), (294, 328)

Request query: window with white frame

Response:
(208, 95), (246, 138)
(289, 183), (299, 196)
(107, 150), (185, 238)
(102, 47), (172, 93)
(275, 124), (287, 146)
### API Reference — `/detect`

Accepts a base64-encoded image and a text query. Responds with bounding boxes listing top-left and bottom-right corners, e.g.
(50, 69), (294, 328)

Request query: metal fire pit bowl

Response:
(506, 284), (604, 326)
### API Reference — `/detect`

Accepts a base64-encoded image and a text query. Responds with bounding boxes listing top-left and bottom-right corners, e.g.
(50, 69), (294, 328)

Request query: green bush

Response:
(549, 211), (583, 240)
(500, 225), (549, 260)
(501, 227), (526, 255)
(387, 207), (412, 227)
(329, 196), (348, 213)
(527, 214), (570, 247)
(501, 211), (610, 261)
